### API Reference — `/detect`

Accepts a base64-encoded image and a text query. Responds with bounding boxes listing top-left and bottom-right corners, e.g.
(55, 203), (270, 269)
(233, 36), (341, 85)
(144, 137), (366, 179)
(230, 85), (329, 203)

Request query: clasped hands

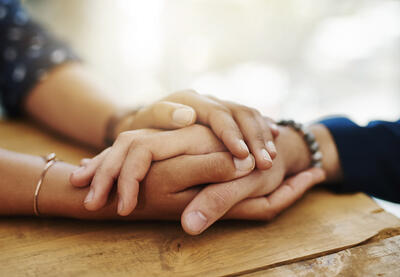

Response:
(70, 90), (326, 235)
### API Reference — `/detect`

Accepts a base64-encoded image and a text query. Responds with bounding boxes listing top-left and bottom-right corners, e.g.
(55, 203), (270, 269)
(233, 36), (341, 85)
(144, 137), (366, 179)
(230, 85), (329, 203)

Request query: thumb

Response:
(130, 101), (197, 130)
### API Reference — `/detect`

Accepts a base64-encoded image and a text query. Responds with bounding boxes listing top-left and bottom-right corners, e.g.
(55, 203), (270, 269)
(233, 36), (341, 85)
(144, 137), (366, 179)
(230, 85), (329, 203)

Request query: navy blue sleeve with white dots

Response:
(0, 0), (79, 117)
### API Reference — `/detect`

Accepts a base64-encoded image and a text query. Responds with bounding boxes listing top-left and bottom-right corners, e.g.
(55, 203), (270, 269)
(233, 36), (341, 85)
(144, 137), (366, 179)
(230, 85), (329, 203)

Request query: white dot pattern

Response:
(12, 64), (26, 82)
(50, 49), (66, 64)
(0, 0), (79, 117)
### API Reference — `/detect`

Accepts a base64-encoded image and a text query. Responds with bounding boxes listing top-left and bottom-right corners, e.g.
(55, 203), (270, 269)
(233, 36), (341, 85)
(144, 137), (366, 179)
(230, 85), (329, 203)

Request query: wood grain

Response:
(0, 120), (399, 276)
(247, 235), (400, 277)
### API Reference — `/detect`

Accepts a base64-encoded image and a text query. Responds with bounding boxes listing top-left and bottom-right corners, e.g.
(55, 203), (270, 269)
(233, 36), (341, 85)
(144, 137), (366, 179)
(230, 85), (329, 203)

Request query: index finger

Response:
(225, 167), (326, 220)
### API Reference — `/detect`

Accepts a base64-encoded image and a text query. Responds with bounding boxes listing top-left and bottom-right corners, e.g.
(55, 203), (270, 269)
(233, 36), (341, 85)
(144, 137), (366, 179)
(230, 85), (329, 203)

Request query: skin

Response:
(68, 123), (341, 234)
(0, 125), (330, 225)
(24, 63), (278, 160)
(71, 125), (256, 216)
(2, 61), (342, 235)
(22, 63), (279, 217)
(180, 123), (342, 234)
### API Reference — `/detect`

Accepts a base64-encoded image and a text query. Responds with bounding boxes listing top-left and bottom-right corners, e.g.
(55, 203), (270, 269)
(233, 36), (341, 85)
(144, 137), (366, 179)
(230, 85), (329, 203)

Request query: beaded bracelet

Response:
(277, 120), (323, 168)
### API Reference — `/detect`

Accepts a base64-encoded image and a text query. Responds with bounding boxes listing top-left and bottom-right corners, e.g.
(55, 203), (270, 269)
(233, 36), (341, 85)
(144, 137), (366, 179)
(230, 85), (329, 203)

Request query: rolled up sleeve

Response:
(0, 0), (79, 117)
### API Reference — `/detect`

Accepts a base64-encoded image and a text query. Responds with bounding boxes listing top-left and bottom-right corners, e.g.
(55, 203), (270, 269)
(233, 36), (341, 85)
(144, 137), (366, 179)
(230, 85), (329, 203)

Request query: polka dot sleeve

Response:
(0, 0), (79, 117)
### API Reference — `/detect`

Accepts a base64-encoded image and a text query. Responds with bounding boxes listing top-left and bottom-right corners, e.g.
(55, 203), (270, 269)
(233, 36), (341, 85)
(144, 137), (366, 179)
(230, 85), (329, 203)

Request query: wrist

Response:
(308, 124), (343, 183)
(39, 161), (123, 220)
(104, 109), (141, 147)
(276, 123), (342, 182)
(277, 126), (311, 176)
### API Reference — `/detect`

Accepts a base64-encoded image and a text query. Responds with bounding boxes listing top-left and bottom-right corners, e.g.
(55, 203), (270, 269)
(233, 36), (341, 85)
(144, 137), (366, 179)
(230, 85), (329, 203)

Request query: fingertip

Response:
(265, 141), (277, 159)
(229, 139), (250, 159)
(311, 167), (326, 182)
(80, 158), (91, 167)
(117, 199), (137, 216)
(172, 106), (196, 127)
(117, 197), (127, 216)
(255, 149), (273, 170)
(117, 185), (139, 216)
(270, 123), (280, 137)
(83, 188), (98, 211)
(233, 154), (255, 173)
(70, 166), (89, 187)
(238, 139), (250, 154)
(181, 210), (208, 235)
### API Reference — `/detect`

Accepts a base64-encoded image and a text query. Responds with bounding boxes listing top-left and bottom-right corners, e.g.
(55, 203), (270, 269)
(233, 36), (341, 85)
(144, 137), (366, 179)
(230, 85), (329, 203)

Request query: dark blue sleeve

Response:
(0, 0), (79, 117)
(320, 117), (400, 203)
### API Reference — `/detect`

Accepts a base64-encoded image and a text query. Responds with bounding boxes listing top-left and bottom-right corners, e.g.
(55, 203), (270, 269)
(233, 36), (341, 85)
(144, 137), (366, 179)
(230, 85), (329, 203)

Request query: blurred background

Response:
(24, 0), (400, 125)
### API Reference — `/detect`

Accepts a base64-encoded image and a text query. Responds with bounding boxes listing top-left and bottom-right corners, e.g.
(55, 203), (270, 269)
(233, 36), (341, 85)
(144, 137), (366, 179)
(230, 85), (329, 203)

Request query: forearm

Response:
(0, 149), (106, 218)
(0, 148), (161, 219)
(23, 63), (118, 149)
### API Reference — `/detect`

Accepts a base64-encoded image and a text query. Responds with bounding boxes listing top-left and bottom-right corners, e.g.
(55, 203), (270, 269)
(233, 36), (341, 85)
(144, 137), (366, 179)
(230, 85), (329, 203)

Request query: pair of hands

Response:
(70, 91), (326, 235)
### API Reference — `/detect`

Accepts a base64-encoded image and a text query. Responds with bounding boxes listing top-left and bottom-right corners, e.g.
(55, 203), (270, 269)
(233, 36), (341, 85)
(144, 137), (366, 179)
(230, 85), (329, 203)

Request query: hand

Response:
(70, 125), (255, 216)
(180, 125), (327, 235)
(128, 156), (324, 221)
(114, 90), (279, 170)
(49, 151), (324, 223)
(163, 90), (279, 169)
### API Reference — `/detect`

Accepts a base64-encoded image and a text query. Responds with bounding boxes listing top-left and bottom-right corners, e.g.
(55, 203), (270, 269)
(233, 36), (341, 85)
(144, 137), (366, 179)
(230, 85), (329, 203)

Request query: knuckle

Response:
(191, 124), (213, 136)
(115, 131), (134, 144)
(151, 101), (166, 114)
(259, 198), (277, 221)
(205, 155), (233, 181)
(237, 105), (258, 116)
(253, 132), (265, 143)
(208, 105), (231, 120)
(204, 188), (233, 215)
(97, 165), (118, 181)
(184, 89), (198, 95)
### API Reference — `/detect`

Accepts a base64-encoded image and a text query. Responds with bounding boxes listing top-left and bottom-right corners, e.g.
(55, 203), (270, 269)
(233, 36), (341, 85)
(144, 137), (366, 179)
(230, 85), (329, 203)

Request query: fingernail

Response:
(84, 188), (94, 203)
(80, 158), (91, 167)
(270, 123), (278, 132)
(266, 141), (277, 155)
(172, 108), (195, 126)
(261, 149), (272, 162)
(239, 139), (249, 154)
(185, 211), (207, 234)
(118, 198), (124, 215)
(234, 155), (254, 171)
(72, 166), (85, 176)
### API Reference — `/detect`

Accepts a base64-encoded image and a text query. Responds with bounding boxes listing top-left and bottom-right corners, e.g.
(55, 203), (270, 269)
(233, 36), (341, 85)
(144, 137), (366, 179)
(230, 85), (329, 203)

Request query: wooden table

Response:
(1, 120), (400, 277)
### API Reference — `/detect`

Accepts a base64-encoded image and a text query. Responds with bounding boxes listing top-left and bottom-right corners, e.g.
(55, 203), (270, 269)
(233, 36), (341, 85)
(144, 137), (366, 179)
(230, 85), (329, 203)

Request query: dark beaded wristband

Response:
(277, 120), (323, 168)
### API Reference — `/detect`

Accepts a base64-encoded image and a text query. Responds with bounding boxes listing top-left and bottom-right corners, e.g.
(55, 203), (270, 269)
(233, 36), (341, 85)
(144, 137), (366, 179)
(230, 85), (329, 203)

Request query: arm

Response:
(180, 123), (337, 234)
(320, 117), (400, 203)
(0, 1), (116, 148)
(24, 63), (118, 148)
(1, 2), (279, 164)
(0, 148), (280, 220)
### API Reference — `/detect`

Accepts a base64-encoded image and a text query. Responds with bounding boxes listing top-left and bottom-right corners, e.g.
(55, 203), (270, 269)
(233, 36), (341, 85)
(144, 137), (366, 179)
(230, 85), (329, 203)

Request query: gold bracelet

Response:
(33, 153), (57, 216)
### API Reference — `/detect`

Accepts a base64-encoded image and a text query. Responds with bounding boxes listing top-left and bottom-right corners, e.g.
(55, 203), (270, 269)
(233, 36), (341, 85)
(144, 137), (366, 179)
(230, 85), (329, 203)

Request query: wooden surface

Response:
(246, 234), (400, 277)
(1, 120), (400, 276)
